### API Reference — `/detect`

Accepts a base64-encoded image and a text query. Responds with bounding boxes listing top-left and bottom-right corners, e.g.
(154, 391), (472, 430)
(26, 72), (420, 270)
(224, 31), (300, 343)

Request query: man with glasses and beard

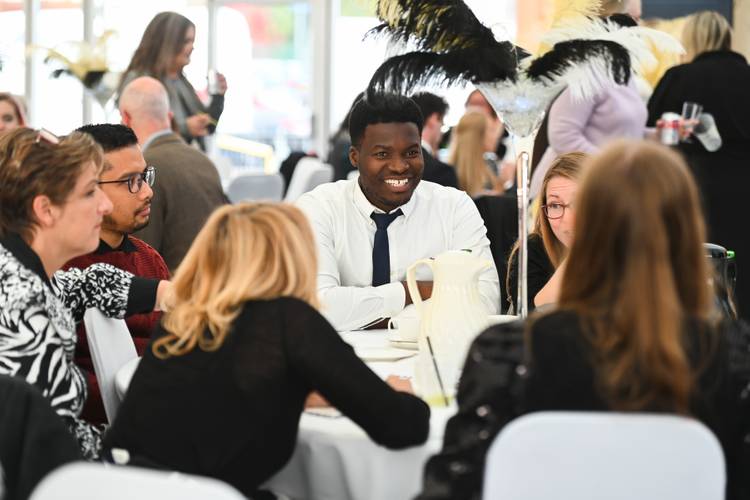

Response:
(64, 123), (170, 424)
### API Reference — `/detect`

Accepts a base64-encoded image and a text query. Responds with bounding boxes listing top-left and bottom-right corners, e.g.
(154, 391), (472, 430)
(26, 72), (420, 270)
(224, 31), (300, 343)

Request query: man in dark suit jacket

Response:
(119, 76), (227, 272)
(410, 92), (458, 189)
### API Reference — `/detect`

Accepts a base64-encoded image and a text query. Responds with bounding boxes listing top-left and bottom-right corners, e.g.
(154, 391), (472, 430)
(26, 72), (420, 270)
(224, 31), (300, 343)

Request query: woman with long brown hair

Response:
(119, 11), (227, 150)
(419, 140), (750, 500)
(104, 203), (430, 497)
(507, 152), (586, 312)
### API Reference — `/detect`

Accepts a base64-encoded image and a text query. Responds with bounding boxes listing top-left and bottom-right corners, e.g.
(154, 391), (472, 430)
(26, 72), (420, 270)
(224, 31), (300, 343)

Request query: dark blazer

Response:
(647, 51), (750, 319)
(422, 148), (458, 188)
(134, 132), (227, 272)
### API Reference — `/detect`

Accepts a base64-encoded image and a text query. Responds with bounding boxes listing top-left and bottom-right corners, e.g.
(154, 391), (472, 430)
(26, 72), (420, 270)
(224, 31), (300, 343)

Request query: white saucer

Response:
(355, 347), (417, 361)
(389, 339), (419, 350)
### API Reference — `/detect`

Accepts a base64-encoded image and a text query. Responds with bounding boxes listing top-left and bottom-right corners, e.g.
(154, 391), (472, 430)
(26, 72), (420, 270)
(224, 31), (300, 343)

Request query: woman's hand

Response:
(214, 72), (228, 95)
(534, 258), (567, 308)
(155, 280), (172, 312)
(386, 375), (414, 394)
(305, 391), (330, 408)
(186, 113), (211, 137)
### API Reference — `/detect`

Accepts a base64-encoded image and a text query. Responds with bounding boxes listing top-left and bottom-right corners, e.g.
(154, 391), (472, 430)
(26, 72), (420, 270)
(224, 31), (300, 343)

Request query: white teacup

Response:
(387, 316), (420, 342)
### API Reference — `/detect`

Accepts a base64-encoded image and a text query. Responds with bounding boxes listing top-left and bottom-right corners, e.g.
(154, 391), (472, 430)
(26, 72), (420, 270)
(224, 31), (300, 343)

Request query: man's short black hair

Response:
(410, 92), (449, 122)
(348, 93), (424, 148)
(76, 123), (139, 153)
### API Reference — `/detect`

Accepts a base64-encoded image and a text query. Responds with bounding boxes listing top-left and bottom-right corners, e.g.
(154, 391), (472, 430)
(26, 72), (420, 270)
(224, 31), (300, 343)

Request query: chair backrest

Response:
(30, 463), (246, 500)
(473, 194), (518, 312)
(483, 412), (725, 500)
(226, 172), (284, 203)
(83, 309), (138, 424)
(284, 157), (334, 201)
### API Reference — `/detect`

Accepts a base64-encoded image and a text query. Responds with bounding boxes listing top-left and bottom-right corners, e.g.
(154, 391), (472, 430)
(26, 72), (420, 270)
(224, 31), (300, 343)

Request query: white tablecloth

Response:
(264, 329), (454, 500)
(114, 330), (455, 500)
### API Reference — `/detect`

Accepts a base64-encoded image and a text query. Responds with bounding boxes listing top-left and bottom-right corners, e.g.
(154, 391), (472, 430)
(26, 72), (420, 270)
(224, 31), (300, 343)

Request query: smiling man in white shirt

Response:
(297, 93), (499, 331)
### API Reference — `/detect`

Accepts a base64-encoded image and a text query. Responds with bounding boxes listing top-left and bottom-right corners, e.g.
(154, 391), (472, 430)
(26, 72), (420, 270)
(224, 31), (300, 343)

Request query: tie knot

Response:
(371, 209), (403, 229)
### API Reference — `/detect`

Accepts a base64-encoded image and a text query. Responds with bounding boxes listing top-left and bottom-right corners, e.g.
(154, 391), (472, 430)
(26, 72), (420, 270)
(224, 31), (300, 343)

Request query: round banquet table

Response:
(262, 329), (455, 500)
(114, 329), (455, 500)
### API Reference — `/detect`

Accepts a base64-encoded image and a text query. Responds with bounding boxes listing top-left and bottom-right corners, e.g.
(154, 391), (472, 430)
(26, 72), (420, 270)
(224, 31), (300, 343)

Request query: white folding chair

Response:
(284, 157), (333, 201)
(30, 462), (246, 500)
(83, 308), (138, 424)
(226, 172), (284, 203)
(483, 412), (725, 500)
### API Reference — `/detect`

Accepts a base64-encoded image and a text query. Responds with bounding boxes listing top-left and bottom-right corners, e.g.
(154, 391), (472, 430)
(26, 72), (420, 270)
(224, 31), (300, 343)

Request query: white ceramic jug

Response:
(406, 250), (493, 403)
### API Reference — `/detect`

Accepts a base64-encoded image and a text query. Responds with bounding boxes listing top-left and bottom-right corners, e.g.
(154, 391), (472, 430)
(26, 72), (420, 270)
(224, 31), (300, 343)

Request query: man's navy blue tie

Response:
(371, 209), (403, 287)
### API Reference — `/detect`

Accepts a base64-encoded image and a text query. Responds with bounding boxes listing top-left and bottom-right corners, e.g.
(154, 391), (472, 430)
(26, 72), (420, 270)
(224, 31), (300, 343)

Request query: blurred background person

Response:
(420, 140), (750, 500)
(0, 93), (27, 135)
(104, 203), (430, 498)
(449, 111), (503, 197)
(530, 13), (647, 199)
(507, 152), (585, 313)
(599, 0), (642, 21)
(119, 76), (227, 273)
(328, 92), (363, 182)
(410, 91), (457, 188)
(119, 11), (227, 151)
(647, 10), (750, 319)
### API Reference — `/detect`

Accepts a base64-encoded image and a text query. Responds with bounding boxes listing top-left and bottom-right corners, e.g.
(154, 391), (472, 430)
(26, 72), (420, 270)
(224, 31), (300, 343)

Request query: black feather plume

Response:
(367, 0), (529, 94)
(527, 39), (631, 85)
(367, 44), (527, 96)
(371, 0), (499, 53)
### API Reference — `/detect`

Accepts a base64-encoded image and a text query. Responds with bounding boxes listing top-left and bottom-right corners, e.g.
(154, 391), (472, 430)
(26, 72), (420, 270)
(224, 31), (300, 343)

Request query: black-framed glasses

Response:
(542, 202), (573, 220)
(98, 166), (155, 194)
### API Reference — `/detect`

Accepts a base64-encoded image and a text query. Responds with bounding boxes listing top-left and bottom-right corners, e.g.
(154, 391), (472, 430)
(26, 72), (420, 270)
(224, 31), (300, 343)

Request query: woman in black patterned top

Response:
(104, 203), (430, 497)
(0, 128), (169, 459)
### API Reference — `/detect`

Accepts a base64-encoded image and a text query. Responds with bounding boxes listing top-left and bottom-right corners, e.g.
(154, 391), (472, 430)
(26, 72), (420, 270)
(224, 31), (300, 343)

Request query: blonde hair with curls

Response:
(153, 203), (320, 358)
(556, 140), (714, 414)
(449, 111), (498, 197)
(682, 10), (732, 62)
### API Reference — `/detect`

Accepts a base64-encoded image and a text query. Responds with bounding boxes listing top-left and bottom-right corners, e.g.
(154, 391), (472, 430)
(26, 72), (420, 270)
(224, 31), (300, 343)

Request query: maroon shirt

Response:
(64, 235), (170, 423)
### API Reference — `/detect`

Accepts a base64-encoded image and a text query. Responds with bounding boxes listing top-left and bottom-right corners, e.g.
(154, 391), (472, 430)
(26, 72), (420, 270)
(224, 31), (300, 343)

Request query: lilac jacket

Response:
(531, 79), (647, 198)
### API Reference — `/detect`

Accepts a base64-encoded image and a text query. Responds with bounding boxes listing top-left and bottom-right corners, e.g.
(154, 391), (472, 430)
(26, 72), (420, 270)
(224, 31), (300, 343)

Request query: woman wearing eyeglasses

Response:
(420, 140), (750, 500)
(0, 128), (170, 459)
(506, 152), (586, 312)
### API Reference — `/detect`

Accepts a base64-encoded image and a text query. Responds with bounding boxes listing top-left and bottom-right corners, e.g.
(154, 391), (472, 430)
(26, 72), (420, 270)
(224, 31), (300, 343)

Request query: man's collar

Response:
(141, 128), (174, 153)
(0, 232), (52, 288)
(421, 140), (433, 155)
(352, 178), (418, 220)
(95, 234), (137, 255)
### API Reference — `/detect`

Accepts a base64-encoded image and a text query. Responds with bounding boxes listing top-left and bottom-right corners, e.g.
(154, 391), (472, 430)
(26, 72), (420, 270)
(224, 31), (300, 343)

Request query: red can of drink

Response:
(658, 112), (681, 145)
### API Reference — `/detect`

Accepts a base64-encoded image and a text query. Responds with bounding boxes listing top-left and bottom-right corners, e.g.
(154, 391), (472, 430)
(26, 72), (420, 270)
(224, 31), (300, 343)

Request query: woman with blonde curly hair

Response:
(104, 202), (430, 497)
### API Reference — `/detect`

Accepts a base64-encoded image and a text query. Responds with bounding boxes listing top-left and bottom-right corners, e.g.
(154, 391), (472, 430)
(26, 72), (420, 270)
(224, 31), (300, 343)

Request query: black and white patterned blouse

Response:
(0, 233), (159, 459)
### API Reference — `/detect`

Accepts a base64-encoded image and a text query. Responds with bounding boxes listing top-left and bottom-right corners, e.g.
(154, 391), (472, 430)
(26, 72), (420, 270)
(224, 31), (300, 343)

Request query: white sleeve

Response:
(451, 192), (501, 314)
(297, 194), (406, 331)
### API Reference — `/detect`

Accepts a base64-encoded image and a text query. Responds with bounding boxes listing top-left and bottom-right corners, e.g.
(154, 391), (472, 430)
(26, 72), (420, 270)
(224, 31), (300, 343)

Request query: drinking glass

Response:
(681, 102), (703, 142)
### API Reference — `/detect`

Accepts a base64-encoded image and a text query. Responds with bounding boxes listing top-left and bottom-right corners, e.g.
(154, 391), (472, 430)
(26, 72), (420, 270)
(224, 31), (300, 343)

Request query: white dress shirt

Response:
(296, 179), (500, 331)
